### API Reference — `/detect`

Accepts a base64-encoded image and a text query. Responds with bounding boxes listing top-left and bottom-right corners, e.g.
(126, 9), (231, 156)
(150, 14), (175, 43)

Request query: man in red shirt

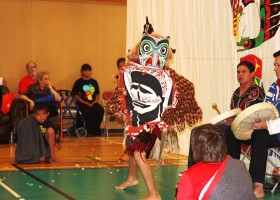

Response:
(18, 61), (37, 95)
(18, 61), (37, 109)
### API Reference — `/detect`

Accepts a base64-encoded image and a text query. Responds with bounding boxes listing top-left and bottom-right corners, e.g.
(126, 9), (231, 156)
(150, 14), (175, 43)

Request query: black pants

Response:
(79, 103), (104, 136)
(226, 128), (280, 184)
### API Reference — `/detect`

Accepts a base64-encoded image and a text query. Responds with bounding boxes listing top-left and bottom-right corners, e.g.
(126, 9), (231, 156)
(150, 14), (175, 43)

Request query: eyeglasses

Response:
(28, 66), (36, 69)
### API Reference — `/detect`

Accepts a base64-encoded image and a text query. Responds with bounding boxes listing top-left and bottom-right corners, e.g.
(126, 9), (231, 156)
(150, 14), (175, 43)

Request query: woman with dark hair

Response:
(72, 64), (104, 136)
(177, 124), (254, 200)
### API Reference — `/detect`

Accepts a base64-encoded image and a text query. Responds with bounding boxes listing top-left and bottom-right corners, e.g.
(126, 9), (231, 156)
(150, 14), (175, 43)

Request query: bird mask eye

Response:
(143, 43), (151, 52)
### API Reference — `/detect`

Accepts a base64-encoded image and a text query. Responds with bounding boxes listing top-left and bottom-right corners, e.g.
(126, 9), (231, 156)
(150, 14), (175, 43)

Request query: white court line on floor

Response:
(0, 180), (23, 199)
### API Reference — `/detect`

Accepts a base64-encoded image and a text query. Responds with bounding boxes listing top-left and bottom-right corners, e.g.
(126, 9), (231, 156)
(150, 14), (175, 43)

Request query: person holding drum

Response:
(188, 60), (265, 169)
(227, 50), (280, 198)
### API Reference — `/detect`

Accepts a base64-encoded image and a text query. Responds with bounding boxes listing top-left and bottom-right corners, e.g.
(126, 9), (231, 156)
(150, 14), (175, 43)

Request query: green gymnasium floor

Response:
(0, 166), (185, 200)
(1, 167), (280, 200)
(1, 136), (280, 200)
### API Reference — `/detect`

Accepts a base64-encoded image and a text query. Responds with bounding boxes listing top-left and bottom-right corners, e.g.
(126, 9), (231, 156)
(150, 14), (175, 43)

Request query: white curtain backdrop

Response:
(126, 0), (280, 155)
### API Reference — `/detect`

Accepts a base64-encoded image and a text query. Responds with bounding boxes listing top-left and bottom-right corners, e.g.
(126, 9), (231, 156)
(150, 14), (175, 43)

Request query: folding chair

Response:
(58, 90), (87, 138)
(49, 103), (63, 138)
(241, 144), (251, 162)
(241, 144), (280, 193)
(102, 91), (114, 136)
(267, 147), (280, 193)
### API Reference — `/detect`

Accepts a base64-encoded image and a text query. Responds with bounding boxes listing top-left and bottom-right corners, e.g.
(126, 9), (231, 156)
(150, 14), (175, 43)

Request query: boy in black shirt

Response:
(16, 103), (61, 163)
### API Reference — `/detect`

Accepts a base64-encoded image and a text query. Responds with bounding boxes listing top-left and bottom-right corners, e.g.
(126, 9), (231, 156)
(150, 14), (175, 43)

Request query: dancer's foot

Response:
(139, 193), (161, 200)
(253, 182), (265, 198)
(115, 179), (139, 190)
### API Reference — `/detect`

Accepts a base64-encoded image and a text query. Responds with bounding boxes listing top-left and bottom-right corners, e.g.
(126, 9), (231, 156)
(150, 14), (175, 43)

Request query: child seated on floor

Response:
(175, 124), (255, 200)
(16, 103), (61, 163)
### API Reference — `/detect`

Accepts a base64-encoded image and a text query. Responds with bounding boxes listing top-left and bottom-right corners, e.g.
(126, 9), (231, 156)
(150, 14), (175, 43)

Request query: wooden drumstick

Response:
(212, 103), (221, 115)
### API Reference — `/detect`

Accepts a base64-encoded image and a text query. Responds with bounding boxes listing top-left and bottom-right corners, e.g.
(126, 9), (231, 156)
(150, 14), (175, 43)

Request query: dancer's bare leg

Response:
(134, 151), (161, 200)
(115, 155), (139, 190)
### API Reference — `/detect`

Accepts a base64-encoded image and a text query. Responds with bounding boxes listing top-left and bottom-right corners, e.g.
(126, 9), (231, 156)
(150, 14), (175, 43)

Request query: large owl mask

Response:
(139, 34), (169, 69)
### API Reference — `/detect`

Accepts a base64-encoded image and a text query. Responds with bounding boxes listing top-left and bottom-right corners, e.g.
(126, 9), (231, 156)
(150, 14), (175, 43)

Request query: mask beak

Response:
(152, 50), (160, 68)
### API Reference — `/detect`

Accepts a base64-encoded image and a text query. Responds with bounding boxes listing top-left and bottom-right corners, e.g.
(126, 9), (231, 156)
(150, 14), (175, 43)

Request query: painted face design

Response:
(129, 71), (163, 126)
(139, 34), (169, 69)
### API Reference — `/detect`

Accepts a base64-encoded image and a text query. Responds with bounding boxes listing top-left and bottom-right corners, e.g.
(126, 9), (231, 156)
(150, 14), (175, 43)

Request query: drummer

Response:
(228, 50), (280, 198)
(188, 60), (265, 169)
(188, 61), (267, 195)
(225, 59), (266, 150)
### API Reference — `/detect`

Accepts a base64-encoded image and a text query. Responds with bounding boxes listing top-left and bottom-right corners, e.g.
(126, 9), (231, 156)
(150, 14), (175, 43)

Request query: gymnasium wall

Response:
(0, 0), (127, 101)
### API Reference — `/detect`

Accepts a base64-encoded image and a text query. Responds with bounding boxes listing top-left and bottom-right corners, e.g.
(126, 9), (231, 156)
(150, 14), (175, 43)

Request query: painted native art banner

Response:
(231, 0), (280, 51)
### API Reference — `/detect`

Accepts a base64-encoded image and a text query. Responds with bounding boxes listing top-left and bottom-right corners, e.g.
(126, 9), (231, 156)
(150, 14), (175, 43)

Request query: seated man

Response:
(0, 85), (2, 117)
(18, 61), (37, 95)
(188, 60), (265, 168)
(117, 57), (125, 71)
(227, 50), (280, 198)
(115, 57), (126, 81)
(176, 124), (254, 200)
(15, 103), (61, 163)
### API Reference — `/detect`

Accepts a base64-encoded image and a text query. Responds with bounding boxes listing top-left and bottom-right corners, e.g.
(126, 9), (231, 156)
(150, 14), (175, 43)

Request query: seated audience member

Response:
(20, 71), (61, 116)
(0, 85), (2, 117)
(15, 103), (61, 163)
(117, 57), (125, 71)
(176, 124), (254, 200)
(72, 64), (104, 136)
(187, 61), (265, 168)
(1, 80), (15, 117)
(18, 61), (37, 95)
(0, 77), (7, 86)
(115, 57), (126, 81)
(227, 50), (280, 198)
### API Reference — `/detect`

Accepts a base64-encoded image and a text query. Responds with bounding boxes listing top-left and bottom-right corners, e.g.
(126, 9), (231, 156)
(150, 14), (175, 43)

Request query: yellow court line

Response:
(0, 180), (23, 199)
